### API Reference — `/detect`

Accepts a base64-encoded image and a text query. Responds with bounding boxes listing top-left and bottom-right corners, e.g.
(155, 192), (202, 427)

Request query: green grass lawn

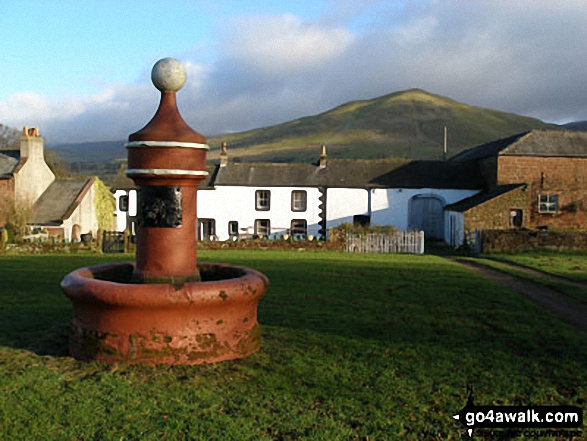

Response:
(0, 251), (586, 440)
(488, 250), (587, 283)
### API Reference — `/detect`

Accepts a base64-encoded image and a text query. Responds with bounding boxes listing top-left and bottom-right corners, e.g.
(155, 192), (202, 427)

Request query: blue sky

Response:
(1, 0), (586, 143)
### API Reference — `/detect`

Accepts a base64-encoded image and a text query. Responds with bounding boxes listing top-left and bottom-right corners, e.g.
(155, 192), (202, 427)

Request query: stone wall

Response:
(481, 229), (587, 253)
(463, 186), (529, 231)
(497, 155), (587, 229)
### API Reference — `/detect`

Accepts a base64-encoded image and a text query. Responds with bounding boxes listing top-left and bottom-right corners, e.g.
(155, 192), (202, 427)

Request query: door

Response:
(409, 196), (444, 240)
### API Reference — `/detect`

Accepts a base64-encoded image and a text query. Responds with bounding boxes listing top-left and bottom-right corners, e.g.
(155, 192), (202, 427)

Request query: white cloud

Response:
(222, 14), (353, 75)
(2, 1), (587, 143)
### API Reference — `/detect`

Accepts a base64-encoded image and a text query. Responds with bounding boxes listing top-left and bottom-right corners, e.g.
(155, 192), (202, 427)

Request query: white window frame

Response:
(290, 219), (307, 236)
(228, 221), (239, 237)
(254, 219), (271, 237)
(119, 195), (129, 212)
(538, 194), (558, 214)
(255, 190), (271, 211)
(291, 190), (307, 212)
(198, 219), (216, 241)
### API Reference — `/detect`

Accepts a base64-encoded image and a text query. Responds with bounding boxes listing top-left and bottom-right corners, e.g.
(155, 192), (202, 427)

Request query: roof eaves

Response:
(60, 178), (95, 221)
(445, 183), (525, 212)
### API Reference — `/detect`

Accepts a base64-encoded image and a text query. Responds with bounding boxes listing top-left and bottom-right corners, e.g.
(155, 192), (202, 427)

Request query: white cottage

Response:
(0, 127), (100, 241)
(113, 145), (484, 243)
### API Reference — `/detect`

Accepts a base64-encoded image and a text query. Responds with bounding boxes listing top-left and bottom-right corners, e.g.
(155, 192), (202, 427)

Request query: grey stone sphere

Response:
(151, 58), (186, 92)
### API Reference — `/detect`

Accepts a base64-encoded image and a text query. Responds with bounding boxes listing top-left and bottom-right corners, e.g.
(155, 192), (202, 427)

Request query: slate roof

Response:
(30, 178), (93, 226)
(0, 150), (20, 178)
(451, 130), (587, 162)
(211, 158), (484, 190)
(444, 184), (525, 212)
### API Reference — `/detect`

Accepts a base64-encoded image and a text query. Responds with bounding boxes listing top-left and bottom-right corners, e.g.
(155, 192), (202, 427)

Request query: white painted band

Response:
(125, 141), (209, 150)
(126, 169), (209, 176)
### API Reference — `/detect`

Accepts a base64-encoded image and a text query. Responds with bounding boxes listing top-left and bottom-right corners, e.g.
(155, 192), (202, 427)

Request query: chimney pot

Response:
(319, 144), (327, 168)
(220, 141), (228, 167)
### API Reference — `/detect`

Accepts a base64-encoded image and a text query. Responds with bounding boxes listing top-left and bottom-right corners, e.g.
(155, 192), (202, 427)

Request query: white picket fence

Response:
(346, 231), (425, 254)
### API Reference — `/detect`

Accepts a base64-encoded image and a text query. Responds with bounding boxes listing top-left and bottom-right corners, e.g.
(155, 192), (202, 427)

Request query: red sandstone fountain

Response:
(61, 58), (268, 365)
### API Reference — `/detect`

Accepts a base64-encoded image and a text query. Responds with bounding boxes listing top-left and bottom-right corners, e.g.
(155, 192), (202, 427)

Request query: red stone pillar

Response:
(126, 58), (208, 283)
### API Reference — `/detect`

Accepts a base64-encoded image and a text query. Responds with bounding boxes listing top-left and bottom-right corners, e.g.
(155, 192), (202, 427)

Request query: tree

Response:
(44, 149), (72, 178)
(0, 124), (19, 150)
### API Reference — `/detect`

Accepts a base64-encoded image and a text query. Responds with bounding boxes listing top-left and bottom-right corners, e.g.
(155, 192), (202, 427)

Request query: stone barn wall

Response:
(496, 155), (587, 229)
(463, 186), (530, 231)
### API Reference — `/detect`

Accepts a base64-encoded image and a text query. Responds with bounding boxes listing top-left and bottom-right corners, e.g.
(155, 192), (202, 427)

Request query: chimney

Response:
(220, 141), (228, 167)
(319, 144), (327, 168)
(20, 126), (44, 160)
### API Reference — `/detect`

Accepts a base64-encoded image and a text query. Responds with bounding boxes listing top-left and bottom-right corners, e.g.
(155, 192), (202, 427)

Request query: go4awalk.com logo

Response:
(452, 386), (583, 438)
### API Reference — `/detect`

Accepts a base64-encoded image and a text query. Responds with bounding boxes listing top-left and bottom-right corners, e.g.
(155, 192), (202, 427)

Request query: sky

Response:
(0, 0), (586, 144)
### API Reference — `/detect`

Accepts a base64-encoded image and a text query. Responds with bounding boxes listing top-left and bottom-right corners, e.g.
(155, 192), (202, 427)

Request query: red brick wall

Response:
(497, 155), (587, 229)
(463, 186), (529, 231)
(0, 178), (15, 226)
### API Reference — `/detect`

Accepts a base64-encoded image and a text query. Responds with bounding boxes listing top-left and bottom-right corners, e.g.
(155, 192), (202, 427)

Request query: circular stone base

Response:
(60, 262), (268, 365)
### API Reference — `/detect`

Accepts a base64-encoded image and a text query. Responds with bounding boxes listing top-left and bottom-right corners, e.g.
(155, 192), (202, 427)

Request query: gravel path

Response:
(448, 257), (587, 333)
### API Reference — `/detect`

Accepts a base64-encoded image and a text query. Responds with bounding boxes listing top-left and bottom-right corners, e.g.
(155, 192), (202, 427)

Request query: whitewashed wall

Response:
(111, 185), (479, 244)
(326, 188), (369, 228)
(197, 186), (322, 241)
(14, 137), (55, 206)
(113, 189), (137, 232)
(61, 184), (99, 241)
(370, 188), (479, 229)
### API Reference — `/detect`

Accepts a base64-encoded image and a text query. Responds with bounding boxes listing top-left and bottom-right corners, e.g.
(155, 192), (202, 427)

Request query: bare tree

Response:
(0, 124), (19, 150)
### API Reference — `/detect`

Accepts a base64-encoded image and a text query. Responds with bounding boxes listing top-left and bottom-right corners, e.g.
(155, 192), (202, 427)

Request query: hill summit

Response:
(45, 88), (561, 184)
(207, 89), (558, 162)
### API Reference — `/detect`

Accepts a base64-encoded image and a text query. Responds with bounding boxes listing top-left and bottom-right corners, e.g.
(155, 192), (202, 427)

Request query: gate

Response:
(346, 231), (425, 254)
(102, 231), (124, 253)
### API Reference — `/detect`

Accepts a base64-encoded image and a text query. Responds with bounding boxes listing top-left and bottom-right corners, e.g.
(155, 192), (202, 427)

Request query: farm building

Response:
(113, 130), (587, 246)
(114, 145), (481, 242)
(0, 127), (102, 241)
(446, 130), (587, 246)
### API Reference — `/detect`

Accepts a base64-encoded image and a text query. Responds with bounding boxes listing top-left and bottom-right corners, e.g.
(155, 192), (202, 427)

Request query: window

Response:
(254, 219), (271, 237)
(255, 190), (271, 211)
(509, 209), (523, 228)
(538, 194), (558, 213)
(198, 219), (216, 241)
(119, 195), (129, 212)
(290, 219), (307, 236)
(291, 190), (307, 212)
(228, 221), (239, 237)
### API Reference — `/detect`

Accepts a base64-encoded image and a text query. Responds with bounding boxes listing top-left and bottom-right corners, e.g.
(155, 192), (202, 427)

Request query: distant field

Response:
(489, 250), (587, 283)
(0, 251), (585, 440)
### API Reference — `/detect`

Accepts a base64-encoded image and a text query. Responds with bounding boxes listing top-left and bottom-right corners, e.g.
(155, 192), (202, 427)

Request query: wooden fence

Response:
(345, 231), (425, 254)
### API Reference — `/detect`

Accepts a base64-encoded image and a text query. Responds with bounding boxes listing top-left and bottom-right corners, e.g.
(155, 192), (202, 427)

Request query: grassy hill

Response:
(207, 89), (559, 162)
(564, 120), (587, 131)
(46, 140), (126, 164)
(45, 89), (561, 181)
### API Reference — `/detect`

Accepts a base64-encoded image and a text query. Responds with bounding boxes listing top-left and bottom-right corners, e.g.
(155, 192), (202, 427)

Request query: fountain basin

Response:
(61, 262), (268, 365)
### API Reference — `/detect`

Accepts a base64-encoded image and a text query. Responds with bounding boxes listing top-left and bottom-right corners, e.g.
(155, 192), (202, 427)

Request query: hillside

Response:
(47, 140), (126, 164)
(564, 120), (587, 131)
(44, 89), (561, 181)
(207, 89), (559, 162)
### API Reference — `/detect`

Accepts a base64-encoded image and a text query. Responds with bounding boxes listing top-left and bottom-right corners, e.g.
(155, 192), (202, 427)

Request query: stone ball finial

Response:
(151, 58), (186, 92)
